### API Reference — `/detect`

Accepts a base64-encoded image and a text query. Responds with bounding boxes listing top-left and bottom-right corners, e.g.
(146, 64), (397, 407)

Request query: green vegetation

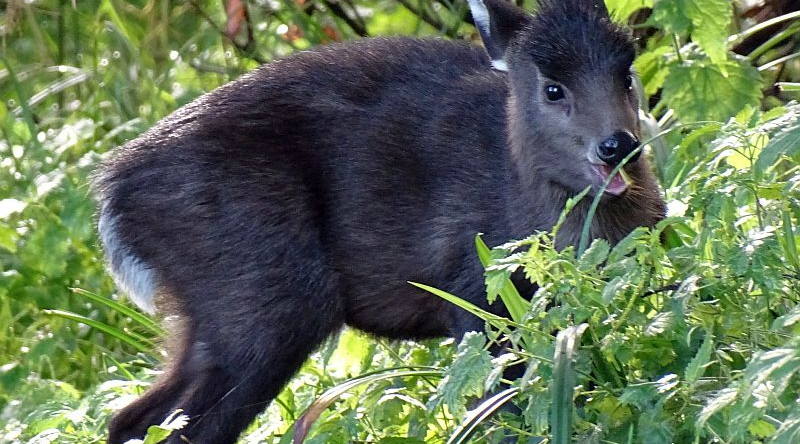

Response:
(1, 0), (799, 443)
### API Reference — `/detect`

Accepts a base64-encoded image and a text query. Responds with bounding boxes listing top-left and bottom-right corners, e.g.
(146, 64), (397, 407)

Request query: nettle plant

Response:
(1, 0), (798, 443)
(423, 1), (800, 437)
(428, 104), (800, 443)
(423, 2), (800, 440)
(424, 2), (800, 442)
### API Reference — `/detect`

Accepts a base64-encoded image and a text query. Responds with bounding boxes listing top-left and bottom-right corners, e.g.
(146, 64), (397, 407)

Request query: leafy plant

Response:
(420, 88), (800, 444)
(1, 0), (799, 443)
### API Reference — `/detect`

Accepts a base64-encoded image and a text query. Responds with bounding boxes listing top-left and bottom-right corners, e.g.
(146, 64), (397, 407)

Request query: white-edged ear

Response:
(467, 0), (531, 72)
(467, 0), (492, 36)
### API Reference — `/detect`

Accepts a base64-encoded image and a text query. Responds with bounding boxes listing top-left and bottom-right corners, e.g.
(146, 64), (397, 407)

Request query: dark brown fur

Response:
(94, 1), (665, 443)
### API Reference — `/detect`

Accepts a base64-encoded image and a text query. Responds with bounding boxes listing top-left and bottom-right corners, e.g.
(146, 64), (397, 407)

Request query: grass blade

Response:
(292, 368), (441, 443)
(71, 287), (164, 336)
(43, 309), (154, 352)
(551, 323), (588, 444)
(578, 147), (642, 256)
(781, 207), (800, 271)
(445, 386), (520, 444)
(410, 282), (530, 333)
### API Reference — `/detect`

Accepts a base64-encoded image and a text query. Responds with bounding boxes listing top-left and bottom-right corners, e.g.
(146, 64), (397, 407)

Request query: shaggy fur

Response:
(94, 1), (665, 443)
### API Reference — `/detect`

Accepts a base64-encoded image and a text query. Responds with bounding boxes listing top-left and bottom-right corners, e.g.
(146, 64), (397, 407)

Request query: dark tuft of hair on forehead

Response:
(512, 0), (635, 84)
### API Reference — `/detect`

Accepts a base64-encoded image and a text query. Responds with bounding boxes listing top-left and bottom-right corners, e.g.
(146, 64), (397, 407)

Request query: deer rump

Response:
(94, 1), (665, 443)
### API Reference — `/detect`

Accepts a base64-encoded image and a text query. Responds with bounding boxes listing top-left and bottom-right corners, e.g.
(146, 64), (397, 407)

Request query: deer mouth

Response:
(591, 164), (628, 196)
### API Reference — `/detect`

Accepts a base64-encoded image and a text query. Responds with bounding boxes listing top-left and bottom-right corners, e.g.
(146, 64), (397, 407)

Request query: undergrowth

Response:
(1, 0), (799, 443)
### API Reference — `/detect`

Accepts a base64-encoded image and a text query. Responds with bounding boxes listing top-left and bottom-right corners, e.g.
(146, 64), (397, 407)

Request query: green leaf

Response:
(749, 419), (777, 439)
(605, 0), (653, 22)
(662, 57), (762, 122)
(676, 122), (724, 156)
(761, 105), (790, 123)
(0, 224), (18, 253)
(780, 208), (800, 271)
(652, 0), (731, 66)
(645, 311), (675, 336)
(698, 388), (737, 426)
(771, 406), (800, 444)
(755, 121), (800, 172)
(141, 411), (190, 444)
(652, 0), (691, 34)
(579, 239), (610, 271)
(293, 368), (442, 443)
(142, 425), (173, 444)
(620, 382), (658, 408)
(476, 235), (528, 323)
(141, 412), (189, 444)
(601, 276), (627, 305)
(17, 211), (71, 277)
(637, 408), (675, 444)
(685, 330), (714, 385)
(778, 82), (800, 92)
(682, 0), (732, 66)
(743, 345), (800, 396)
(772, 304), (800, 330)
(635, 45), (672, 97)
(27, 427), (62, 442)
(433, 332), (493, 417)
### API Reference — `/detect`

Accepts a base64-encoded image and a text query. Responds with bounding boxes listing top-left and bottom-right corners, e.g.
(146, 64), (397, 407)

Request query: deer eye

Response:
(545, 84), (565, 102)
(624, 74), (633, 90)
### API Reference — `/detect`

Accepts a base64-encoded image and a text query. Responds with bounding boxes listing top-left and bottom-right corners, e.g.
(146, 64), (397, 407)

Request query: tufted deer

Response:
(94, 0), (665, 442)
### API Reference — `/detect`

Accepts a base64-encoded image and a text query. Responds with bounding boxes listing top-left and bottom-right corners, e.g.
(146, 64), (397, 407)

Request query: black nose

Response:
(597, 131), (640, 166)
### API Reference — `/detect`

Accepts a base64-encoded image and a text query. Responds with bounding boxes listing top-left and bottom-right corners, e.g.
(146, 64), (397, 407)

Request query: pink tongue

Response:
(599, 165), (627, 195)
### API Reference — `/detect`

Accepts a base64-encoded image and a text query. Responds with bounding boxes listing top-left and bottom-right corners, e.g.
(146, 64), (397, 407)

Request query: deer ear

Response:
(467, 0), (532, 72)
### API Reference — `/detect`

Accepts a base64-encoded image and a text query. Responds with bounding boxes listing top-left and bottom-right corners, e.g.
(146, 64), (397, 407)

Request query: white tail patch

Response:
(98, 210), (157, 314)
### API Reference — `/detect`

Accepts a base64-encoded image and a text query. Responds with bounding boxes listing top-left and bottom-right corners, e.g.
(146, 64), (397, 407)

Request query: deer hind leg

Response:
(108, 318), (199, 444)
(109, 239), (345, 444)
(170, 266), (343, 444)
